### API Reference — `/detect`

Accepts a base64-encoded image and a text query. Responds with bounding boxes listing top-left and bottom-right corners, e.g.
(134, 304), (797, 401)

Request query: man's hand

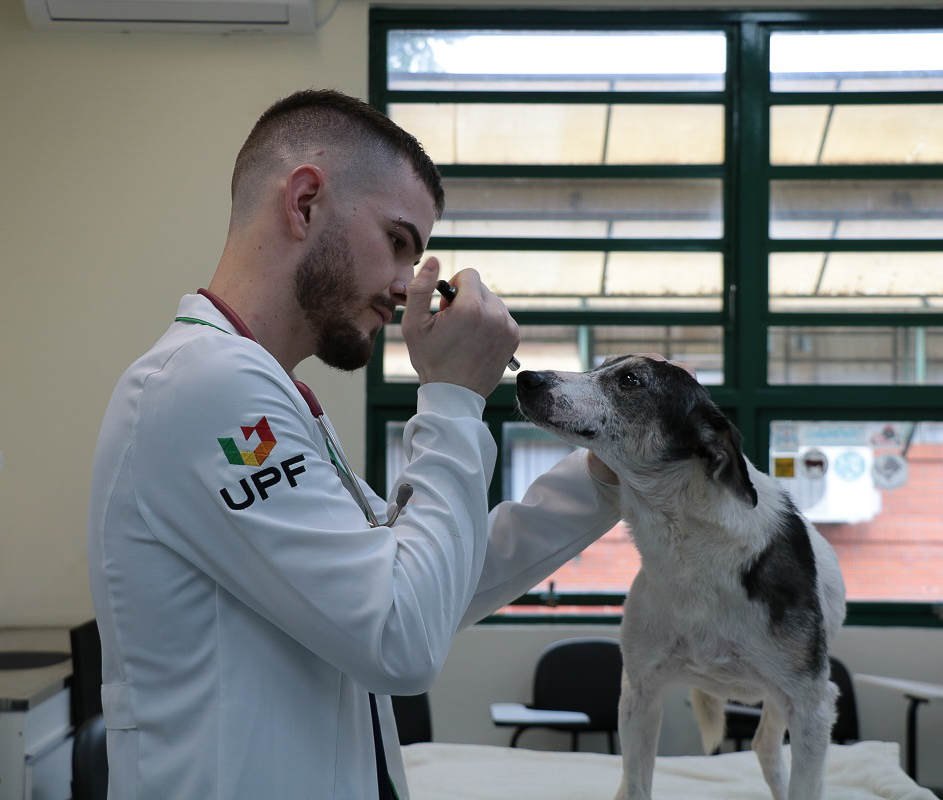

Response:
(401, 259), (520, 399)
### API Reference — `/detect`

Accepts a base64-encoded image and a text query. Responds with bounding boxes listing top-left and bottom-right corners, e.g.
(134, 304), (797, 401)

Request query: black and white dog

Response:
(516, 355), (846, 800)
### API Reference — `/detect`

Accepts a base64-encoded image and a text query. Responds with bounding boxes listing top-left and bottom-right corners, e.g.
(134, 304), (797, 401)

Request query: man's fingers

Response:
(402, 258), (440, 325)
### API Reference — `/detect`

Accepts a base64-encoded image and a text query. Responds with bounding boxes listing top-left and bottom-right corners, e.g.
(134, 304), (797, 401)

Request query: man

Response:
(88, 89), (621, 799)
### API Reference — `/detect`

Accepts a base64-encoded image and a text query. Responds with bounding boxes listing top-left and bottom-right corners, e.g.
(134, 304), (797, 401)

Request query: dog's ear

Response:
(697, 410), (758, 508)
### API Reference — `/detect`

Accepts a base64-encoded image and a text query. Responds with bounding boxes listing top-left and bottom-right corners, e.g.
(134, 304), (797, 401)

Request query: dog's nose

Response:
(516, 370), (546, 392)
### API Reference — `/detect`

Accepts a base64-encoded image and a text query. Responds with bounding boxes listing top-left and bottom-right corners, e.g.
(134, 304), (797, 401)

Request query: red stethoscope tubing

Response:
(195, 288), (415, 527)
(197, 288), (325, 416)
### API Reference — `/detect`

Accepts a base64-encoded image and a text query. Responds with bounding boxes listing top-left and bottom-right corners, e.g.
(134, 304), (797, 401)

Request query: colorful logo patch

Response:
(218, 416), (276, 467)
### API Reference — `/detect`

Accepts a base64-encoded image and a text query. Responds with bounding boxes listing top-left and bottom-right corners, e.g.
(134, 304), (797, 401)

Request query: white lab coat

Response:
(87, 294), (620, 799)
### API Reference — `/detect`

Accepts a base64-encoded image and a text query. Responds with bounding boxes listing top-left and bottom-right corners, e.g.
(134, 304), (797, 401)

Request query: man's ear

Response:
(285, 164), (325, 240)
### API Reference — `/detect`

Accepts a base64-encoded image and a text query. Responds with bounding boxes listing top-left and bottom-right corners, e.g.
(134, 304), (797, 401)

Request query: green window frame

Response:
(367, 7), (943, 627)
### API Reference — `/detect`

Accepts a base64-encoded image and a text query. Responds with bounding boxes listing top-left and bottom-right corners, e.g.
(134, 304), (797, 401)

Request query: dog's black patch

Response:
(600, 358), (699, 434)
(635, 360), (758, 506)
(740, 497), (826, 675)
(635, 360), (711, 448)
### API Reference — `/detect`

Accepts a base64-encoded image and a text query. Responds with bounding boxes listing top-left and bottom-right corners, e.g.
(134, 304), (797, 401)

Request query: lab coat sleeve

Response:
(459, 450), (623, 627)
(130, 336), (495, 695)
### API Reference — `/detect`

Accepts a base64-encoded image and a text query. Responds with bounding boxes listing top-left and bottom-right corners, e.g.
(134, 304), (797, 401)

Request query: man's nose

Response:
(391, 279), (409, 305)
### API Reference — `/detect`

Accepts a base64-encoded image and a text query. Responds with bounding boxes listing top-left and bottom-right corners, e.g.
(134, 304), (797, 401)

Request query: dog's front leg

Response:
(615, 672), (663, 800)
(785, 683), (838, 800)
(752, 700), (789, 800)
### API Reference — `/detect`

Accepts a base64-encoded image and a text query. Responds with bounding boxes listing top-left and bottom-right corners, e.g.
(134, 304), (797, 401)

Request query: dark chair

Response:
(70, 619), (108, 800)
(69, 620), (103, 728)
(72, 714), (108, 800)
(490, 637), (622, 753)
(391, 693), (433, 745)
(723, 656), (859, 751)
(828, 656), (859, 744)
(723, 701), (763, 751)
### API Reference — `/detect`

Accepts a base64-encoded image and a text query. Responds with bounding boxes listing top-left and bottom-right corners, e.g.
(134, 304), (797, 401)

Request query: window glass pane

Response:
(424, 249), (722, 312)
(607, 105), (725, 164)
(384, 324), (724, 384)
(770, 180), (943, 239)
(501, 423), (576, 501)
(770, 420), (943, 601)
(770, 30), (943, 92)
(592, 325), (724, 383)
(769, 252), (943, 313)
(388, 30), (726, 92)
(605, 252), (722, 305)
(768, 327), (943, 385)
(390, 103), (725, 165)
(385, 421), (408, 496)
(771, 105), (943, 165)
(502, 422), (639, 606)
(439, 177), (723, 239)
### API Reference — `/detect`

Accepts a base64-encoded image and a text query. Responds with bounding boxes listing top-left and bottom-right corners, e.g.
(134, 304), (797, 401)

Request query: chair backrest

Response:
(830, 656), (859, 743)
(391, 693), (433, 745)
(531, 637), (622, 732)
(70, 619), (103, 728)
(72, 714), (108, 800)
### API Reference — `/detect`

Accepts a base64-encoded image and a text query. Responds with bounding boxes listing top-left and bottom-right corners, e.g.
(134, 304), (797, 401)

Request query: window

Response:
(368, 9), (943, 625)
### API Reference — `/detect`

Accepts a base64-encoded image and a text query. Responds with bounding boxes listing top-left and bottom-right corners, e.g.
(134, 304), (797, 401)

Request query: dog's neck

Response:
(616, 461), (709, 526)
(617, 460), (771, 577)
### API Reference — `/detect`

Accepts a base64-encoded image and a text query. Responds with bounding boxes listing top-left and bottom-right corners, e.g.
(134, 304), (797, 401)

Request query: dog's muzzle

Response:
(516, 370), (559, 422)
(516, 370), (548, 393)
(516, 370), (555, 407)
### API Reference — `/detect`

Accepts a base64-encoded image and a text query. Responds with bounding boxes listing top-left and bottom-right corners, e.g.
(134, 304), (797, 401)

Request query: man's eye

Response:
(389, 233), (405, 251)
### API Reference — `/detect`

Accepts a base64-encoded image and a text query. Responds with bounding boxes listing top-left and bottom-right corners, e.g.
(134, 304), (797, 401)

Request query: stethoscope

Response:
(191, 288), (412, 528)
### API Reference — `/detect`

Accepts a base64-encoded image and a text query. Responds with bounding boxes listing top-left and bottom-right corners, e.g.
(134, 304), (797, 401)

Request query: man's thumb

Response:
(403, 257), (440, 323)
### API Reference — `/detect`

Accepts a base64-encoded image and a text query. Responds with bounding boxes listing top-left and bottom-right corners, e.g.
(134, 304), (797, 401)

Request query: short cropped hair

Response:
(231, 88), (444, 220)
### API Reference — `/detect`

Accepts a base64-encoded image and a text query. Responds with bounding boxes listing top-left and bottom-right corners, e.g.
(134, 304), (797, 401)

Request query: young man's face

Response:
(294, 164), (436, 371)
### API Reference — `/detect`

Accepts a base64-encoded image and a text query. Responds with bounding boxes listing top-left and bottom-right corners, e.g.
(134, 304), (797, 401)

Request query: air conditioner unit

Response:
(772, 445), (882, 525)
(24, 0), (317, 33)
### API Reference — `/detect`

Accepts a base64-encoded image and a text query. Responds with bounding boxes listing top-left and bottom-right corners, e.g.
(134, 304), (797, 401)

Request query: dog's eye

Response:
(620, 372), (640, 389)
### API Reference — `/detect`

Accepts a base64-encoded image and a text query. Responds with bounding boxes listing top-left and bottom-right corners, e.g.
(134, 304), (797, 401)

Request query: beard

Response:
(293, 226), (390, 372)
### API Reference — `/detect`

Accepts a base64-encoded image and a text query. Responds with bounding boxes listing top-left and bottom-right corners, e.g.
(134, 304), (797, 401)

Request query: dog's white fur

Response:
(516, 355), (846, 800)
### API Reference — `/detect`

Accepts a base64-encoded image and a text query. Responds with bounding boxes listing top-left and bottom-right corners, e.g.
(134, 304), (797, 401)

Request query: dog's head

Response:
(516, 355), (757, 508)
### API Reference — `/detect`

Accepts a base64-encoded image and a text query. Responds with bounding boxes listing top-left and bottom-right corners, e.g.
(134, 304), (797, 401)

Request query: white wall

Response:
(0, 0), (372, 625)
(432, 623), (943, 789)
